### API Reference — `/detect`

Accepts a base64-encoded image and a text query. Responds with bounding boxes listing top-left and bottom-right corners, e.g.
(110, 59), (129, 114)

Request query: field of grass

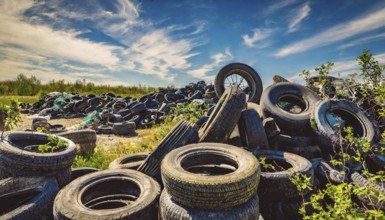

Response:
(0, 96), (39, 105)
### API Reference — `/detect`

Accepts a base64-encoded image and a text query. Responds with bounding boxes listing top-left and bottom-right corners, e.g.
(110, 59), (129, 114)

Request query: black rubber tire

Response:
(214, 63), (263, 104)
(129, 103), (147, 115)
(137, 120), (195, 182)
(0, 176), (59, 220)
(271, 133), (321, 159)
(108, 153), (149, 170)
(53, 169), (161, 220)
(351, 172), (385, 211)
(366, 153), (385, 174)
(247, 102), (263, 116)
(194, 116), (209, 129)
(312, 99), (381, 155)
(55, 168), (72, 188)
(96, 125), (113, 134)
(199, 86), (246, 143)
(253, 150), (314, 202)
(260, 82), (321, 135)
(159, 189), (260, 220)
(70, 167), (100, 181)
(263, 117), (281, 141)
(112, 122), (136, 136)
(161, 143), (261, 210)
(238, 109), (269, 151)
(0, 132), (76, 177)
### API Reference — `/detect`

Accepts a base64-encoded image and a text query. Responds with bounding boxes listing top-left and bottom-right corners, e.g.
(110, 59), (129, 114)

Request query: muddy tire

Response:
(159, 189), (260, 220)
(53, 169), (161, 220)
(0, 176), (59, 220)
(199, 86), (246, 143)
(161, 143), (261, 210)
(112, 122), (136, 136)
(351, 172), (385, 211)
(58, 129), (97, 155)
(108, 153), (149, 170)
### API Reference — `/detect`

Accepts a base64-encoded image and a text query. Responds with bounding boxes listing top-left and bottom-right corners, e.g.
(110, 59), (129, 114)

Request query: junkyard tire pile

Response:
(1, 62), (384, 219)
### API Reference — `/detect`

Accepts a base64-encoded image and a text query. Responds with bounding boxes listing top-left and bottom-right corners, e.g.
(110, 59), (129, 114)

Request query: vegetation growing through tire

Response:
(38, 134), (69, 153)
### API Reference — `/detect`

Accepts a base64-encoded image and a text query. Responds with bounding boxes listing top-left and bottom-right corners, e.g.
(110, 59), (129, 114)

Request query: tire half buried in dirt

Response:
(53, 169), (161, 220)
(161, 143), (261, 210)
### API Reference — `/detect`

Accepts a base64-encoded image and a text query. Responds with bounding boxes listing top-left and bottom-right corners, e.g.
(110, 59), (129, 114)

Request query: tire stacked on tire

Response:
(260, 82), (322, 160)
(57, 129), (97, 155)
(159, 143), (261, 219)
(0, 132), (76, 188)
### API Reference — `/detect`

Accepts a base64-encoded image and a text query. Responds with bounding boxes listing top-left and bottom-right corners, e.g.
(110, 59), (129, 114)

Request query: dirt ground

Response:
(15, 114), (144, 151)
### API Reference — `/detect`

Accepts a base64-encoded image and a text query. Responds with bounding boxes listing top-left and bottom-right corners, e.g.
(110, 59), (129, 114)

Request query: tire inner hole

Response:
(0, 188), (40, 215)
(326, 109), (364, 137)
(81, 178), (139, 210)
(277, 95), (306, 114)
(261, 159), (292, 172)
(181, 153), (238, 176)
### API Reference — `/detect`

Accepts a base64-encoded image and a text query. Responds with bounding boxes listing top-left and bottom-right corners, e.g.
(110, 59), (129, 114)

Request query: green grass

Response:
(0, 96), (38, 105)
(72, 118), (181, 169)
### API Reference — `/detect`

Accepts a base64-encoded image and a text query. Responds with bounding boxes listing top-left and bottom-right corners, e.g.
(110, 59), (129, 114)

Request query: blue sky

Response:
(1, 0), (385, 87)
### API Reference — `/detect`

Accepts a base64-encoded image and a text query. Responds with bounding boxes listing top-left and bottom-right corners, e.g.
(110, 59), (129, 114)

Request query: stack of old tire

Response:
(0, 132), (77, 219)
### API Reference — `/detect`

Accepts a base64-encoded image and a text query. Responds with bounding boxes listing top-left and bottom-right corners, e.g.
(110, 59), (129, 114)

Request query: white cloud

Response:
(266, 0), (299, 14)
(187, 48), (233, 80)
(275, 6), (385, 57)
(338, 32), (385, 49)
(288, 3), (310, 32)
(242, 29), (274, 48)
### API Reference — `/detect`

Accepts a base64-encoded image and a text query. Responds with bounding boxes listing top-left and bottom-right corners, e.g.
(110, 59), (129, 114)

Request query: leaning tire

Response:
(0, 176), (59, 220)
(260, 82), (320, 135)
(253, 150), (314, 202)
(108, 153), (149, 170)
(53, 169), (161, 220)
(238, 109), (269, 151)
(312, 99), (380, 154)
(199, 86), (246, 143)
(161, 143), (261, 210)
(159, 189), (260, 220)
(214, 63), (263, 103)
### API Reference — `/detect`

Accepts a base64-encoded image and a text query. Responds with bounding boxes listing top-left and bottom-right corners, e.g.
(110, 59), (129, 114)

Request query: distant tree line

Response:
(0, 74), (166, 97)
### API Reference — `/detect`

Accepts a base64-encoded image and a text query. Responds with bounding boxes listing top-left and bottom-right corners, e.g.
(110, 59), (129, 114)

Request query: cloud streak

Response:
(187, 48), (233, 80)
(288, 3), (310, 32)
(275, 6), (385, 57)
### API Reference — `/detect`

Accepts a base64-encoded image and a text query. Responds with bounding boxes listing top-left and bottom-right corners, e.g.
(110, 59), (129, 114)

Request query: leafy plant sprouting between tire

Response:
(169, 101), (209, 122)
(38, 134), (69, 153)
(0, 98), (22, 138)
(290, 126), (385, 219)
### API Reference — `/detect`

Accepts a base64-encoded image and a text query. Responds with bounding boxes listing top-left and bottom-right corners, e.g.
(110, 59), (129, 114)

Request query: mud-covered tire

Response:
(108, 153), (149, 170)
(260, 82), (320, 135)
(238, 109), (269, 151)
(70, 167), (100, 181)
(253, 150), (314, 202)
(137, 120), (195, 182)
(112, 122), (136, 136)
(161, 143), (261, 210)
(312, 99), (380, 154)
(159, 189), (260, 220)
(0, 176), (59, 220)
(199, 86), (246, 143)
(53, 169), (161, 220)
(214, 63), (263, 103)
(0, 132), (76, 177)
(312, 159), (346, 186)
